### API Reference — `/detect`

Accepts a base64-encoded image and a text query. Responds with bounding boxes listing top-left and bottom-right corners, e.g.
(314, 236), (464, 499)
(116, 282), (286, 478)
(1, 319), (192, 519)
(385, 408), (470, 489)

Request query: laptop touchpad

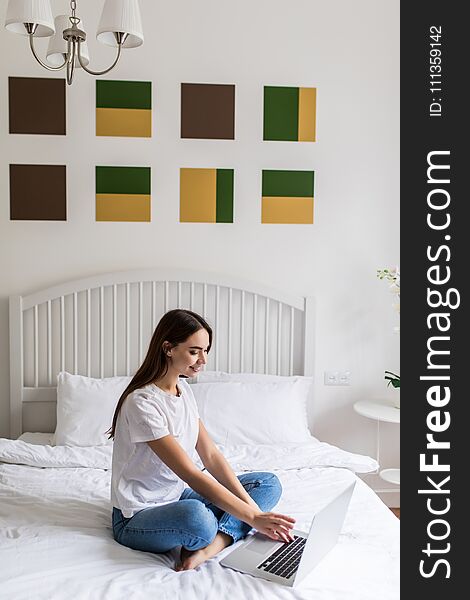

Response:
(246, 536), (276, 554)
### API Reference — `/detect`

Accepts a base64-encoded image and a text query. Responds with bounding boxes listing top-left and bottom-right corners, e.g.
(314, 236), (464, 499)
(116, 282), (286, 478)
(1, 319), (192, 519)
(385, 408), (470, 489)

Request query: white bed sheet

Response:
(0, 434), (379, 474)
(0, 437), (399, 600)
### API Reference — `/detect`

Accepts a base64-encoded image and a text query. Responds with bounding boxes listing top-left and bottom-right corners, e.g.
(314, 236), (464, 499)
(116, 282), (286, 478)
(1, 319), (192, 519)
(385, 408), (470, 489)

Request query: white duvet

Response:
(0, 435), (399, 600)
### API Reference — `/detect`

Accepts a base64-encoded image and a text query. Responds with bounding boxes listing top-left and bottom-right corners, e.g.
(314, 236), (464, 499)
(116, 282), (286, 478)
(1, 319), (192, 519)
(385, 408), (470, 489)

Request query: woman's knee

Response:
(251, 471), (282, 489)
(178, 499), (218, 543)
(248, 472), (282, 508)
(262, 472), (282, 496)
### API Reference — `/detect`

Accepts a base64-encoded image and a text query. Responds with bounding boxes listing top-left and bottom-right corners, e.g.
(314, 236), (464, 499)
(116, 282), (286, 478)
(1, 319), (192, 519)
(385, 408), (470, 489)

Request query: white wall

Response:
(0, 0), (399, 502)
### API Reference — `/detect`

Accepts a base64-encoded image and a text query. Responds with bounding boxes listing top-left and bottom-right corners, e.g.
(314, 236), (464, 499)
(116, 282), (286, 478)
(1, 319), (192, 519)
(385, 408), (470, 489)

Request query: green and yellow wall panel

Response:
(96, 166), (151, 222)
(263, 86), (316, 142)
(180, 168), (234, 223)
(262, 170), (314, 224)
(96, 80), (152, 137)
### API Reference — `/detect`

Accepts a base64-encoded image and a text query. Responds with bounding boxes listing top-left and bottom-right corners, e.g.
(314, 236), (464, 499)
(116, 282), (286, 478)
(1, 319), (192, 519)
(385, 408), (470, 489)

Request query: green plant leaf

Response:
(385, 370), (400, 388)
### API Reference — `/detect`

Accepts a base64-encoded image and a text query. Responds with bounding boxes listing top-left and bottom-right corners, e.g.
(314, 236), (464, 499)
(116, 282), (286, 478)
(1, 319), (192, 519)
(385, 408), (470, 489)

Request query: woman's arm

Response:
(147, 434), (295, 542)
(148, 434), (257, 523)
(195, 420), (258, 509)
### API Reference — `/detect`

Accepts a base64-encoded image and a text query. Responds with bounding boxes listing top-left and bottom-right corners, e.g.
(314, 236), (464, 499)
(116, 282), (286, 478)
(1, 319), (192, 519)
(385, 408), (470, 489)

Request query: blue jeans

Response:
(112, 471), (282, 554)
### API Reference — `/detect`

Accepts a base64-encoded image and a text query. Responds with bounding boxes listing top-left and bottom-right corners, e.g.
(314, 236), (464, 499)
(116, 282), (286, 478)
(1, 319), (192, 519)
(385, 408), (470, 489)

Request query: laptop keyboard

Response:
(257, 535), (307, 580)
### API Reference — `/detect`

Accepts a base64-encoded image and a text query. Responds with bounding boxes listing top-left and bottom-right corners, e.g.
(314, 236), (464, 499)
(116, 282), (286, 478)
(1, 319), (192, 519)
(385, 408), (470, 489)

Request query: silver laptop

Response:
(220, 482), (355, 588)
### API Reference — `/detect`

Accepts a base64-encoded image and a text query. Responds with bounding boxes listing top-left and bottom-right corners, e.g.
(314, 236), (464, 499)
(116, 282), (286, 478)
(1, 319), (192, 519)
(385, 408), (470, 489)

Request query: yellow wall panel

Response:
(298, 88), (316, 142)
(96, 108), (152, 137)
(96, 194), (151, 221)
(262, 196), (314, 224)
(180, 168), (217, 222)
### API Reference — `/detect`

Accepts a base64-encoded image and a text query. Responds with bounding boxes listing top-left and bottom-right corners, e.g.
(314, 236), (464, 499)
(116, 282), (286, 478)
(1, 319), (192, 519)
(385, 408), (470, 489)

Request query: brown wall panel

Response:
(10, 164), (67, 220)
(181, 83), (235, 139)
(9, 77), (66, 135)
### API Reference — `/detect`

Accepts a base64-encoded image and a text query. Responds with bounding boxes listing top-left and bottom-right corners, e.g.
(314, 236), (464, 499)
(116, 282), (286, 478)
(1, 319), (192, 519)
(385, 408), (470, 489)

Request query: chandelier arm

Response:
(66, 41), (76, 85)
(76, 40), (123, 76)
(29, 33), (68, 71)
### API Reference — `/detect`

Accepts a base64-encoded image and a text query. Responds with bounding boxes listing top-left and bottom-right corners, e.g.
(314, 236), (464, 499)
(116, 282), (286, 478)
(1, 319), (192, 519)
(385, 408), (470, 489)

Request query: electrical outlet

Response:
(324, 371), (339, 385)
(324, 370), (351, 386)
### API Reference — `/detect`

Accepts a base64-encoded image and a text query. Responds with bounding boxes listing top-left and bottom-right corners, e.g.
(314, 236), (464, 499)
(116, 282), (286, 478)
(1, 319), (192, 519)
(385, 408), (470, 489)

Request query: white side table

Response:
(353, 400), (400, 485)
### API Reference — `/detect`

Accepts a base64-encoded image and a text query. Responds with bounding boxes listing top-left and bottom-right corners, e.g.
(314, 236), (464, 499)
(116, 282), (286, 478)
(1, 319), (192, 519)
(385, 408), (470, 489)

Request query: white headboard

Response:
(9, 269), (315, 438)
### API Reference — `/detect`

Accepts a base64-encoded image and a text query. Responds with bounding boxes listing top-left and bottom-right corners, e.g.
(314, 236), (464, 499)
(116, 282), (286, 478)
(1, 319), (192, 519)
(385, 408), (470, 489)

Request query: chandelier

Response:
(4, 0), (144, 85)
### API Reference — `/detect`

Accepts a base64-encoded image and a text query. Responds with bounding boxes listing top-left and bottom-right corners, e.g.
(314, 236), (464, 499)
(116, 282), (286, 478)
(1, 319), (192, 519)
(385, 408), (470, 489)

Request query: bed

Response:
(1, 269), (399, 599)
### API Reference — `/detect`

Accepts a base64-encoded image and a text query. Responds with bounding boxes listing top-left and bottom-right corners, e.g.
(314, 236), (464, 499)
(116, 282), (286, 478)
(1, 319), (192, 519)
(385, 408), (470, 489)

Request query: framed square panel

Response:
(264, 86), (316, 142)
(180, 168), (234, 222)
(96, 166), (151, 221)
(96, 80), (152, 137)
(181, 83), (235, 139)
(9, 77), (66, 135)
(261, 169), (314, 224)
(10, 164), (66, 220)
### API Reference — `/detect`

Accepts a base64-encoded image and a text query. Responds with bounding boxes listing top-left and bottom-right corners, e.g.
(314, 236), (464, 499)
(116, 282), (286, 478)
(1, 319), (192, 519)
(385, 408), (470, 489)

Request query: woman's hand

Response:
(250, 511), (296, 543)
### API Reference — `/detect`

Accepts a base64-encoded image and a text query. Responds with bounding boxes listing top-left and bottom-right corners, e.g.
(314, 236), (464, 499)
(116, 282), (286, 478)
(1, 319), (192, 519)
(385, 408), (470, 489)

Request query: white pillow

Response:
(54, 372), (131, 447)
(191, 379), (313, 445)
(193, 370), (311, 384)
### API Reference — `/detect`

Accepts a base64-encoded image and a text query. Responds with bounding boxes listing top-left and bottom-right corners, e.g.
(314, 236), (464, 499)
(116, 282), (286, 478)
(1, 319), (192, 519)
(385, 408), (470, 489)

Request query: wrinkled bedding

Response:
(0, 435), (399, 600)
(0, 434), (378, 473)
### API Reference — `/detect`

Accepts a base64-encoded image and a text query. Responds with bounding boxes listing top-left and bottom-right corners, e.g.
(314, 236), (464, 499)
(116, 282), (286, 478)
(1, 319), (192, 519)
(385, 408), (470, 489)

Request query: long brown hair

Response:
(107, 309), (212, 439)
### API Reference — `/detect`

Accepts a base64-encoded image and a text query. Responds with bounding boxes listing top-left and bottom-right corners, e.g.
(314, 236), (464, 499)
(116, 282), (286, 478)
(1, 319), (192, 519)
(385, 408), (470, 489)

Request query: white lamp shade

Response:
(96, 0), (144, 48)
(46, 15), (90, 67)
(5, 0), (54, 37)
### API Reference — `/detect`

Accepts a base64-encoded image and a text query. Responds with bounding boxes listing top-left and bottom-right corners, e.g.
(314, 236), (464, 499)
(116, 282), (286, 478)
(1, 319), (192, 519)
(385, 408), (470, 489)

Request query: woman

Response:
(109, 309), (295, 571)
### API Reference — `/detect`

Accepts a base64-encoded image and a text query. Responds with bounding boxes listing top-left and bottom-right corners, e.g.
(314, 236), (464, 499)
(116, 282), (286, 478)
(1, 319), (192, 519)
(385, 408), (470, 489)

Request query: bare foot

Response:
(175, 546), (210, 571)
(175, 546), (196, 571)
(175, 532), (232, 571)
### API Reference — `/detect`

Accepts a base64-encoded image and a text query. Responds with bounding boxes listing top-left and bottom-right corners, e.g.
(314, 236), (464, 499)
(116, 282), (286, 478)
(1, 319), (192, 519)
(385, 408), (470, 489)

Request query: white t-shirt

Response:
(111, 378), (200, 518)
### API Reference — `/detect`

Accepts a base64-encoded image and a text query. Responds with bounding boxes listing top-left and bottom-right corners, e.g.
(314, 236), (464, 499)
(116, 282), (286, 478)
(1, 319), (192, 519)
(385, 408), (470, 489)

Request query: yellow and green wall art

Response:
(96, 166), (151, 222)
(263, 86), (316, 142)
(180, 168), (234, 223)
(262, 170), (314, 224)
(96, 80), (152, 137)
